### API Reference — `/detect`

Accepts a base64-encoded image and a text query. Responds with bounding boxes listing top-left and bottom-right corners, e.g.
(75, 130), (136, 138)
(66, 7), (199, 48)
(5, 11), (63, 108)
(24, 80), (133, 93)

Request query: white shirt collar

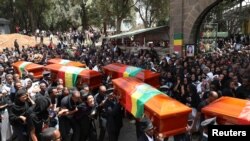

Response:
(145, 133), (154, 141)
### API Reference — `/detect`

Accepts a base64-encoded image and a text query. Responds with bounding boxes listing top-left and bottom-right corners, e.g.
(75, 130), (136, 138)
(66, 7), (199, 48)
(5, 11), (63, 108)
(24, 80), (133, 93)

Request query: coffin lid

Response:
(145, 94), (191, 118)
(136, 70), (160, 80)
(45, 64), (101, 77)
(112, 77), (142, 93)
(48, 58), (86, 67)
(12, 61), (44, 71)
(103, 63), (160, 79)
(102, 63), (127, 73)
(202, 96), (250, 124)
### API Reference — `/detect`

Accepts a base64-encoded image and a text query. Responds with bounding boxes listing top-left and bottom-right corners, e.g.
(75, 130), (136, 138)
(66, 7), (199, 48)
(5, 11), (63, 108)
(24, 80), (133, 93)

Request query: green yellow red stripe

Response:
(18, 62), (32, 77)
(129, 83), (163, 118)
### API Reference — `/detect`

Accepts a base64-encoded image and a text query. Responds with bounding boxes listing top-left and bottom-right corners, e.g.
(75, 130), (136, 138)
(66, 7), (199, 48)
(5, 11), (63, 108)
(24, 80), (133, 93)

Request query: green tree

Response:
(135, 0), (169, 28)
(112, 0), (136, 33)
(0, 0), (51, 32)
(91, 0), (115, 35)
(44, 0), (81, 31)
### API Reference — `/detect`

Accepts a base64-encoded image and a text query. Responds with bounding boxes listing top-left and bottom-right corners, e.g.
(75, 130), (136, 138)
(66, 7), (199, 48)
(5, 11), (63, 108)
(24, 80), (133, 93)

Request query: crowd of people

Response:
(0, 31), (249, 141)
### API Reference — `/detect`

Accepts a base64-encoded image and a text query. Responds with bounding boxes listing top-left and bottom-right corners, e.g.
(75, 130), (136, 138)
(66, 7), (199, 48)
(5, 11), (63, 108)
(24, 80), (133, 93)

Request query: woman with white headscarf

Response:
(24, 78), (37, 100)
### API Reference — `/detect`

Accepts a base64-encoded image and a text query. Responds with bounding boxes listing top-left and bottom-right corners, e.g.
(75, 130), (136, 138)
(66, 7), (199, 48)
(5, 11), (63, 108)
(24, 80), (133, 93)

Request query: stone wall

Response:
(169, 0), (222, 55)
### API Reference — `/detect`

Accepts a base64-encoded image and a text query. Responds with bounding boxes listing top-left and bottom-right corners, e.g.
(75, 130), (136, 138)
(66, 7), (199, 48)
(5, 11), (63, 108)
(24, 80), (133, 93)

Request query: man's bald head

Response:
(208, 91), (219, 103)
(99, 85), (107, 95)
(40, 127), (61, 141)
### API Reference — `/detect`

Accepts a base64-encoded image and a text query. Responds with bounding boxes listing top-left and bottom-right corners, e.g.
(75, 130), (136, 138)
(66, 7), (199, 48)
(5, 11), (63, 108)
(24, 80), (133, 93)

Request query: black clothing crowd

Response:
(0, 32), (250, 141)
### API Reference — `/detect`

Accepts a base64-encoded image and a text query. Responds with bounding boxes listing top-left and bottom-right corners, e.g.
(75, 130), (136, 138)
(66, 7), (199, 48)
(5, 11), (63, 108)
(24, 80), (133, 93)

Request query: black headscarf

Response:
(26, 94), (51, 139)
(13, 89), (29, 114)
(27, 95), (51, 125)
(9, 89), (30, 125)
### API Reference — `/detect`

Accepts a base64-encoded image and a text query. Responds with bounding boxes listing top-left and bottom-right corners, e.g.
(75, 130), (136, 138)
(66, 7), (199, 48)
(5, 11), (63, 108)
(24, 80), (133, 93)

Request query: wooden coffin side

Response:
(202, 96), (250, 125)
(103, 63), (127, 78)
(12, 61), (44, 79)
(47, 59), (61, 64)
(44, 64), (62, 84)
(12, 61), (24, 77)
(25, 64), (44, 79)
(112, 78), (142, 109)
(78, 70), (102, 89)
(144, 94), (192, 137)
(136, 70), (161, 88)
(145, 109), (189, 137)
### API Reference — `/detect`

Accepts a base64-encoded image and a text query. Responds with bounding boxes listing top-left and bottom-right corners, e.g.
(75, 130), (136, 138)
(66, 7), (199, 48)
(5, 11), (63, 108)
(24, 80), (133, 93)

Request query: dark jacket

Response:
(105, 99), (123, 133)
(8, 99), (30, 126)
(138, 133), (155, 141)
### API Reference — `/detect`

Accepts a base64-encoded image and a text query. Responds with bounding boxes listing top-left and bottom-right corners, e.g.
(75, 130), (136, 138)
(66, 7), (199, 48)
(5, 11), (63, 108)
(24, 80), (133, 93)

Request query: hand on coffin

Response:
(156, 133), (164, 141)
(189, 125), (197, 133)
(186, 124), (190, 130)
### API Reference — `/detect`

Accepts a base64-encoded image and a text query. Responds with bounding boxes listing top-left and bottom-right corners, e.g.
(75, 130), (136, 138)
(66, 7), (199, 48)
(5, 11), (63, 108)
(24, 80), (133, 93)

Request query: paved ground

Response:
(99, 118), (174, 141)
(98, 118), (199, 141)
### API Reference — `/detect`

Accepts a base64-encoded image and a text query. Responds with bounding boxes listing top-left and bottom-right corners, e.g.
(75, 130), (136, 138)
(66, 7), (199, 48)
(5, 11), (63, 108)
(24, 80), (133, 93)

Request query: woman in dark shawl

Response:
(8, 89), (30, 141)
(27, 94), (51, 141)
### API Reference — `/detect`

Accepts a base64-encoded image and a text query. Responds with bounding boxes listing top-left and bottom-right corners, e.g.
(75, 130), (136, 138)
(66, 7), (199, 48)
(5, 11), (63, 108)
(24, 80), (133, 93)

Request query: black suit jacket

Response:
(138, 133), (155, 141)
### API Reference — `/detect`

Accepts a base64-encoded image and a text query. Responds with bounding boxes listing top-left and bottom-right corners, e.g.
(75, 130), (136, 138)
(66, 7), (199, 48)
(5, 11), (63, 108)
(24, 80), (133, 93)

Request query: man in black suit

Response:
(138, 118), (155, 141)
(40, 71), (51, 87)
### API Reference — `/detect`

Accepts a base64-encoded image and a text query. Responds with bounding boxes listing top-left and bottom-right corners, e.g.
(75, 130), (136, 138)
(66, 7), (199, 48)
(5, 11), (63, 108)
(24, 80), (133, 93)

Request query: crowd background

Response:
(0, 29), (249, 141)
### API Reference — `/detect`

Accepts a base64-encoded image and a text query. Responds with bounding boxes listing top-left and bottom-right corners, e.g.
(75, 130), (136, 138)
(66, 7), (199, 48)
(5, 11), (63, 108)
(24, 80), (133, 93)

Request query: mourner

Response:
(58, 90), (81, 141)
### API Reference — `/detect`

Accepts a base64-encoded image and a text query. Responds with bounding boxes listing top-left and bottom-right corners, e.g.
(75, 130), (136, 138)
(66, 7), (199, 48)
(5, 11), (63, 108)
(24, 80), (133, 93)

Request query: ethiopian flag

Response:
(128, 84), (162, 118)
(123, 66), (142, 77)
(57, 66), (87, 88)
(18, 62), (32, 77)
(59, 59), (70, 65)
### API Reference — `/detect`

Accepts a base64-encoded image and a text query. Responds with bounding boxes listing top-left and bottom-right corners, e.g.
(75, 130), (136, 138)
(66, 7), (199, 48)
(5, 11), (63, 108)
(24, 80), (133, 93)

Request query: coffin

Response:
(12, 61), (44, 79)
(103, 63), (160, 88)
(44, 64), (101, 89)
(112, 77), (192, 137)
(202, 96), (250, 125)
(47, 58), (86, 68)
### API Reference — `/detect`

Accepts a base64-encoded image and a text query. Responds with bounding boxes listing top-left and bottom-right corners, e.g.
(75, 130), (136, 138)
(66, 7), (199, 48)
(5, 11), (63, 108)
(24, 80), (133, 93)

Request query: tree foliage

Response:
(0, 0), (169, 33)
(135, 0), (169, 28)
